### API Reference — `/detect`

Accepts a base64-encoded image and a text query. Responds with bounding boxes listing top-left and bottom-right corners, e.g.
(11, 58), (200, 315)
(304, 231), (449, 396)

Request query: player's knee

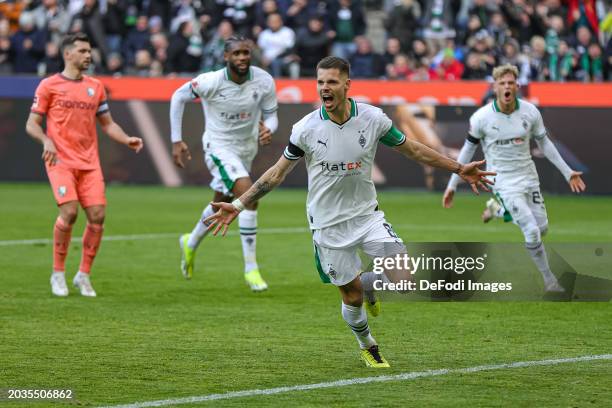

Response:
(522, 224), (541, 244)
(88, 208), (105, 224)
(340, 286), (363, 307)
(245, 201), (258, 211)
(539, 223), (548, 237)
(61, 209), (78, 225)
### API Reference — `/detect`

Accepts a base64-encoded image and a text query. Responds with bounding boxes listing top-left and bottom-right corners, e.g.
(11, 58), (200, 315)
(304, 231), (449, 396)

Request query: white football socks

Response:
(187, 204), (216, 249)
(239, 209), (258, 273)
(526, 242), (559, 287)
(341, 303), (376, 349)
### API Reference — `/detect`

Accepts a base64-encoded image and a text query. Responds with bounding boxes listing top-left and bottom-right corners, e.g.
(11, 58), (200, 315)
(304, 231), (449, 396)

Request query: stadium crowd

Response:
(0, 0), (610, 81)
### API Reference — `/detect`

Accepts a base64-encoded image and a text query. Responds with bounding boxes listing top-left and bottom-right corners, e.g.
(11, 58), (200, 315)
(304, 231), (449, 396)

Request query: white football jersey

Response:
(190, 66), (278, 154)
(283, 99), (405, 229)
(469, 98), (546, 192)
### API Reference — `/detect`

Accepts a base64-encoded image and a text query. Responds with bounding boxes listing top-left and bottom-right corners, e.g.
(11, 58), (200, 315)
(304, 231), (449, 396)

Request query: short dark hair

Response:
(61, 33), (90, 52)
(316, 56), (350, 77)
(224, 35), (250, 52)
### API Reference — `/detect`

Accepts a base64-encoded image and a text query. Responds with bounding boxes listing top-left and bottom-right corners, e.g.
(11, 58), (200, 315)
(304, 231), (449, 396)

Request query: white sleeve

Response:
(284, 124), (306, 160)
(261, 77), (278, 114)
(169, 81), (196, 143)
(446, 139), (479, 191)
(467, 111), (483, 140)
(535, 135), (573, 181)
(262, 111), (278, 134)
(531, 107), (546, 138)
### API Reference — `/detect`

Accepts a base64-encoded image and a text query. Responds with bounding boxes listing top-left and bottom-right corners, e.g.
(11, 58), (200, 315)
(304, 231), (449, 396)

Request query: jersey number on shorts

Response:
(383, 223), (398, 239)
(532, 191), (543, 204)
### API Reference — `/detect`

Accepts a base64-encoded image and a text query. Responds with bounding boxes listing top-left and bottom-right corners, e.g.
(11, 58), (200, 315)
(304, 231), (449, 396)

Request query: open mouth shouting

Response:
(321, 94), (334, 109)
(502, 90), (512, 102)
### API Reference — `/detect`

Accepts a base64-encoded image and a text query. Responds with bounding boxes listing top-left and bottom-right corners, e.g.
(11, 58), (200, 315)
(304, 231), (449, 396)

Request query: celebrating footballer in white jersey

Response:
(169, 36), (278, 291)
(205, 57), (494, 368)
(443, 64), (586, 292)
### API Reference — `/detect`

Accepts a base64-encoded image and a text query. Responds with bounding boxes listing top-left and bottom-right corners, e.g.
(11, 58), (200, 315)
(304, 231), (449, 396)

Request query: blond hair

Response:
(492, 64), (519, 80)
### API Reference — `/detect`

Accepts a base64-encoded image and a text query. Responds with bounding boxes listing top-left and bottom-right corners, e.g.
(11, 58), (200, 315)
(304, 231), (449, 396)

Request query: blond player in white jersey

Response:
(204, 57), (494, 368)
(443, 64), (586, 292)
(169, 36), (278, 291)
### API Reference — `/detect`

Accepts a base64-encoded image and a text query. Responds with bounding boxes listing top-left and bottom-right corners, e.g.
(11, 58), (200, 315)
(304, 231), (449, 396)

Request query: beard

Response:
(228, 61), (250, 76)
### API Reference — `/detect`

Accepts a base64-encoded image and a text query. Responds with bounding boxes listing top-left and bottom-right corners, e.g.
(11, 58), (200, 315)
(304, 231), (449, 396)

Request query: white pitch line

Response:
(99, 354), (612, 408)
(1, 223), (611, 247)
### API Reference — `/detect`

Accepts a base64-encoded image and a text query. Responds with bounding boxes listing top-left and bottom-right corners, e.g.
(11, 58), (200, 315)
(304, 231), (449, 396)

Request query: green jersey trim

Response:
(314, 245), (331, 284)
(495, 192), (514, 223)
(210, 154), (235, 191)
(320, 98), (358, 121)
(379, 125), (406, 147)
(224, 67), (253, 83)
(493, 98), (520, 114)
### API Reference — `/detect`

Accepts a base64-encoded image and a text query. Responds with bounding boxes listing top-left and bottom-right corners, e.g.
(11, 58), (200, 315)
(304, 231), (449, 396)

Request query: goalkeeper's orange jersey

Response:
(31, 73), (109, 170)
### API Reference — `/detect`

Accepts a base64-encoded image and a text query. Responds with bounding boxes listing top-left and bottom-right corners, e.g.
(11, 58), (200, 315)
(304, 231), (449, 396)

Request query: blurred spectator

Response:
(433, 47), (464, 80)
(32, 0), (71, 46)
(104, 52), (123, 75)
(257, 13), (296, 77)
(386, 53), (411, 80)
(41, 41), (63, 75)
(0, 17), (13, 73)
(166, 19), (202, 74)
(528, 35), (547, 81)
(0, 0), (26, 33)
(384, 0), (421, 54)
(575, 42), (606, 81)
(463, 51), (489, 79)
(102, 0), (126, 54)
(487, 11), (511, 46)
(408, 61), (439, 80)
(383, 37), (402, 69)
(349, 35), (386, 78)
(126, 49), (153, 76)
(292, 15), (330, 77)
(468, 0), (496, 28)
(202, 20), (234, 72)
(328, 0), (366, 60)
(410, 38), (431, 66)
(544, 39), (577, 81)
(0, 0), (606, 81)
(505, 1), (547, 47)
(285, 0), (317, 32)
(499, 38), (530, 84)
(217, 0), (257, 37)
(148, 15), (164, 35)
(254, 0), (281, 37)
(149, 32), (169, 66)
(466, 29), (497, 73)
(9, 12), (46, 73)
(123, 15), (150, 66)
(72, 0), (110, 63)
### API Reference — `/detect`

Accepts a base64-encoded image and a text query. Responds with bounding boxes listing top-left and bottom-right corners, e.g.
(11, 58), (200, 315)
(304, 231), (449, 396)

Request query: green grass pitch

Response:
(1, 183), (611, 407)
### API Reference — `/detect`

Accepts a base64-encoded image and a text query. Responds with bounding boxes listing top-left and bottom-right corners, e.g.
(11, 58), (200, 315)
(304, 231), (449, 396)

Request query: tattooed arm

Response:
(205, 155), (301, 235)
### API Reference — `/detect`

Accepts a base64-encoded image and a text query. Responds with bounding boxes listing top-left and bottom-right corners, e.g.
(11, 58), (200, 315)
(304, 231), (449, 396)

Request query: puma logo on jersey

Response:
(317, 139), (328, 148)
(492, 125), (500, 131)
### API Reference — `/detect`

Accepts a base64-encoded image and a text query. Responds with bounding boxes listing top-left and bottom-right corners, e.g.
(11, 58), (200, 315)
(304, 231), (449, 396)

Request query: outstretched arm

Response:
(535, 135), (585, 193)
(170, 82), (196, 167)
(205, 155), (301, 235)
(394, 137), (495, 194)
(97, 112), (143, 152)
